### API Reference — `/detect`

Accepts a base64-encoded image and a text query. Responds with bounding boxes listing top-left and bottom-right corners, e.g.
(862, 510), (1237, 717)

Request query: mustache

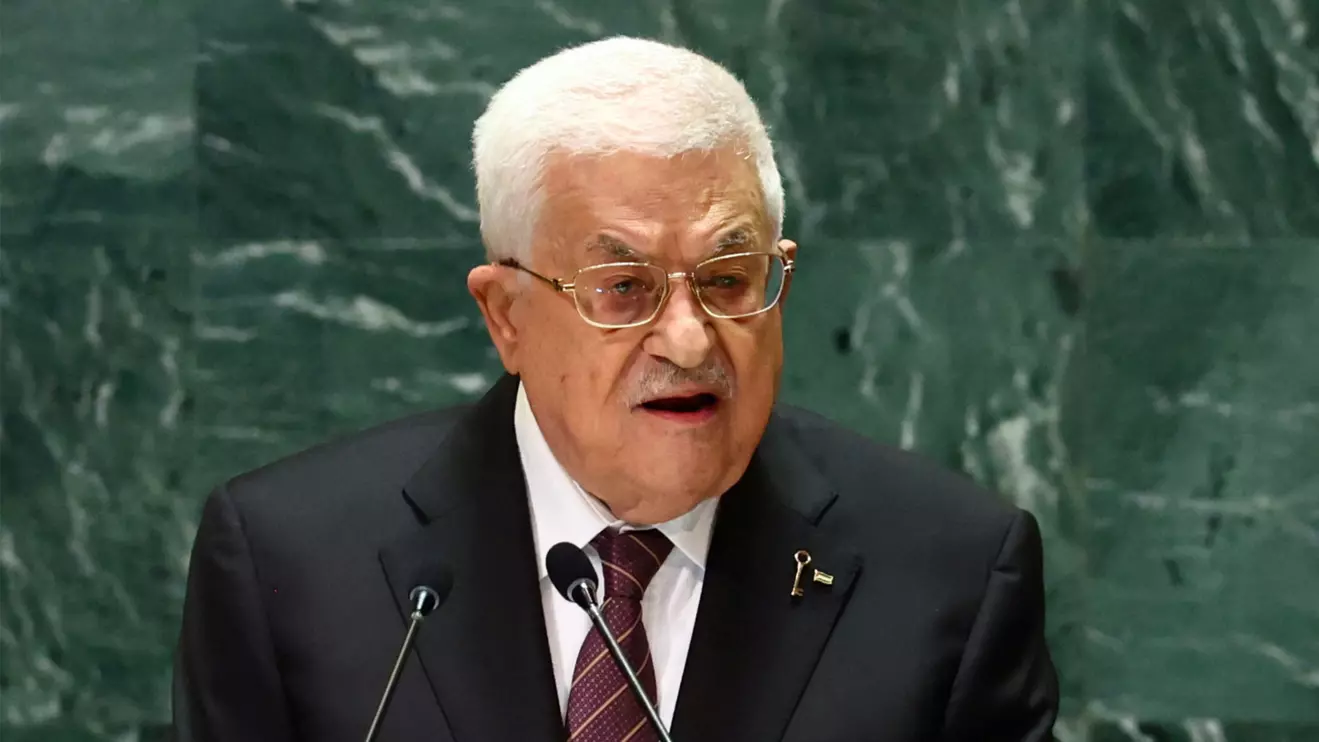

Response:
(625, 360), (734, 405)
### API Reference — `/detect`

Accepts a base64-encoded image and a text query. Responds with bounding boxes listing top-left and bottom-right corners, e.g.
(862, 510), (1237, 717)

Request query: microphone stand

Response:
(572, 583), (674, 742)
(364, 586), (439, 742)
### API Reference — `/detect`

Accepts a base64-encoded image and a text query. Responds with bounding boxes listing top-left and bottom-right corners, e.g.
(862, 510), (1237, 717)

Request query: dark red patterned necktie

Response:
(565, 528), (674, 742)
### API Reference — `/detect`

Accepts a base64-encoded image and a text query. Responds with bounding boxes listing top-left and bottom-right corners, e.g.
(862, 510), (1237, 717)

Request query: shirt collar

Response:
(514, 382), (717, 582)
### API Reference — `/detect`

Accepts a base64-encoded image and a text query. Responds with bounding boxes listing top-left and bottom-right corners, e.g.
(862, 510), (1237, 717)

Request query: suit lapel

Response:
(672, 415), (863, 742)
(378, 375), (564, 742)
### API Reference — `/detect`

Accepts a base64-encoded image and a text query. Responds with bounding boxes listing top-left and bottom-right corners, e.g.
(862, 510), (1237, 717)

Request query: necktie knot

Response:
(591, 528), (673, 600)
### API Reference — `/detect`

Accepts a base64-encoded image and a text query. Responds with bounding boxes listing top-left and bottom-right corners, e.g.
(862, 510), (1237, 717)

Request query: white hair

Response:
(472, 36), (784, 262)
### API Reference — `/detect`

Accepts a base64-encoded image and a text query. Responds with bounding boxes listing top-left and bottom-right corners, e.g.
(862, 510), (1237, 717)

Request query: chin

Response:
(627, 460), (731, 511)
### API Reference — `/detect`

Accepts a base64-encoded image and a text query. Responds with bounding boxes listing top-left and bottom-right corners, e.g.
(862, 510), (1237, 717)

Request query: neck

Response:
(592, 489), (710, 527)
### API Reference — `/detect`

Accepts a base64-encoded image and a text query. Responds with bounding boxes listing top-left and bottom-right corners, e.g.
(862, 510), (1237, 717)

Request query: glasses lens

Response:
(694, 253), (785, 318)
(574, 263), (666, 327)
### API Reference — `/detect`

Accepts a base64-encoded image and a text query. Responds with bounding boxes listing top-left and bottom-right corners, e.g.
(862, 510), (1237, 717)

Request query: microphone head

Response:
(409, 585), (441, 616)
(546, 542), (598, 609)
(406, 563), (453, 618)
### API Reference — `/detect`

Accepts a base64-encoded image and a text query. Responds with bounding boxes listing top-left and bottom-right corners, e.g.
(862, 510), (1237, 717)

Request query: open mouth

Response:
(639, 393), (721, 416)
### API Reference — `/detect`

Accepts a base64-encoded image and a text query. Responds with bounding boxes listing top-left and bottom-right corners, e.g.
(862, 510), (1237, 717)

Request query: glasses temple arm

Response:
(497, 259), (571, 292)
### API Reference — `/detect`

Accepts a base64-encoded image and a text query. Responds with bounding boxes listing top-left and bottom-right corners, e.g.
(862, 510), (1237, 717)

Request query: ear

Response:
(467, 264), (522, 374)
(777, 239), (799, 307)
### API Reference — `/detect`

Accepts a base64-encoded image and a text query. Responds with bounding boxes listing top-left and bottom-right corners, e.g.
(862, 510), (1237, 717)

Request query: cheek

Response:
(533, 321), (640, 413)
(722, 321), (783, 390)
(589, 337), (644, 400)
(518, 302), (584, 388)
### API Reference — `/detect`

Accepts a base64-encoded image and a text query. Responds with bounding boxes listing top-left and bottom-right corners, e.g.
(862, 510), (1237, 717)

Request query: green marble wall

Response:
(2, 0), (1316, 739)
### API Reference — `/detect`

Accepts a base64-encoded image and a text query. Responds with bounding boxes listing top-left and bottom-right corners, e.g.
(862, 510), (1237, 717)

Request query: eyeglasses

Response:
(497, 251), (795, 329)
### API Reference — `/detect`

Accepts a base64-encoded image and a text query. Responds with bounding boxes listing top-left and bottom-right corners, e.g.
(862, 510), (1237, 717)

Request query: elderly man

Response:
(174, 37), (1058, 742)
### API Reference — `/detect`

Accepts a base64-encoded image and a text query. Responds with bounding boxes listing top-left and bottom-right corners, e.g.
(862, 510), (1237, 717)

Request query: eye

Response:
(699, 271), (749, 290)
(590, 270), (656, 296)
(608, 278), (641, 294)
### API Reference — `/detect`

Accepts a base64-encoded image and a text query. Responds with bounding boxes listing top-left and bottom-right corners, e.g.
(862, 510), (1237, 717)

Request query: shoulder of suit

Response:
(219, 402), (472, 514)
(769, 404), (1022, 541)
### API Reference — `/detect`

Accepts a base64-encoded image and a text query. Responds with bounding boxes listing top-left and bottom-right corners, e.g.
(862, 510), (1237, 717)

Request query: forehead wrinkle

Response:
(550, 153), (770, 266)
(580, 224), (766, 267)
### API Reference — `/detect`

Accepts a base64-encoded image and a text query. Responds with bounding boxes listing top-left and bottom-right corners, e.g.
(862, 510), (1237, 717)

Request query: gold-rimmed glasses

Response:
(497, 251), (795, 329)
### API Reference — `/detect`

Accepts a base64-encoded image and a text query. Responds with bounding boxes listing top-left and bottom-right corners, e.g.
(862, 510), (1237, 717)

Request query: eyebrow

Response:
(582, 226), (763, 263)
(711, 228), (755, 256)
(584, 235), (641, 261)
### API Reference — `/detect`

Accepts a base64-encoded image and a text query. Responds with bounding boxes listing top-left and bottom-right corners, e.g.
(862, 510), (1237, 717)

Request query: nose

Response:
(644, 280), (714, 369)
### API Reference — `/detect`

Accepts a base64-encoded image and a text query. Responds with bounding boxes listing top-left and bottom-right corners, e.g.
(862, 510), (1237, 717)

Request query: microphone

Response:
(364, 567), (453, 742)
(546, 542), (674, 742)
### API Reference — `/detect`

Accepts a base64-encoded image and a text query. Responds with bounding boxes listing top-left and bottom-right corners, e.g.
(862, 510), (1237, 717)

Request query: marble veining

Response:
(1, 0), (1316, 739)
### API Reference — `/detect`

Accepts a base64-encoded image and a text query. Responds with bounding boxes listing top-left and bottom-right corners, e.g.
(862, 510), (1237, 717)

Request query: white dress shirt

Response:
(514, 382), (717, 727)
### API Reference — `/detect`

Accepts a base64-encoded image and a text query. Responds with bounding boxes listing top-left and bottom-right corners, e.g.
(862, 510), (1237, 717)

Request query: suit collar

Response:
(742, 411), (842, 525)
(396, 372), (521, 521)
(382, 374), (564, 742)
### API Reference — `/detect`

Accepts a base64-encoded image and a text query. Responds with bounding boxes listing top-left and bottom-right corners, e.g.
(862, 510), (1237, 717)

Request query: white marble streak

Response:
(533, 0), (604, 36)
(314, 103), (480, 222)
(270, 290), (469, 338)
(203, 240), (328, 267)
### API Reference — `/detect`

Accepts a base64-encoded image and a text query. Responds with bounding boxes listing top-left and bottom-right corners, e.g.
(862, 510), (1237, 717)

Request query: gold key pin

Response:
(791, 550), (812, 597)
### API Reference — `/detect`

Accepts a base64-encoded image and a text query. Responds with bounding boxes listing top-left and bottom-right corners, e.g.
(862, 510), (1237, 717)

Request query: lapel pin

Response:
(791, 550), (811, 597)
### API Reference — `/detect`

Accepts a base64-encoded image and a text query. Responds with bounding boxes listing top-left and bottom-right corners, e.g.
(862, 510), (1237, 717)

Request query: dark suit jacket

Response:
(173, 374), (1058, 741)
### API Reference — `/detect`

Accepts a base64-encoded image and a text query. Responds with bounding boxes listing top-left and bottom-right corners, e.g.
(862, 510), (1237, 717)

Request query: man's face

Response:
(469, 147), (796, 524)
